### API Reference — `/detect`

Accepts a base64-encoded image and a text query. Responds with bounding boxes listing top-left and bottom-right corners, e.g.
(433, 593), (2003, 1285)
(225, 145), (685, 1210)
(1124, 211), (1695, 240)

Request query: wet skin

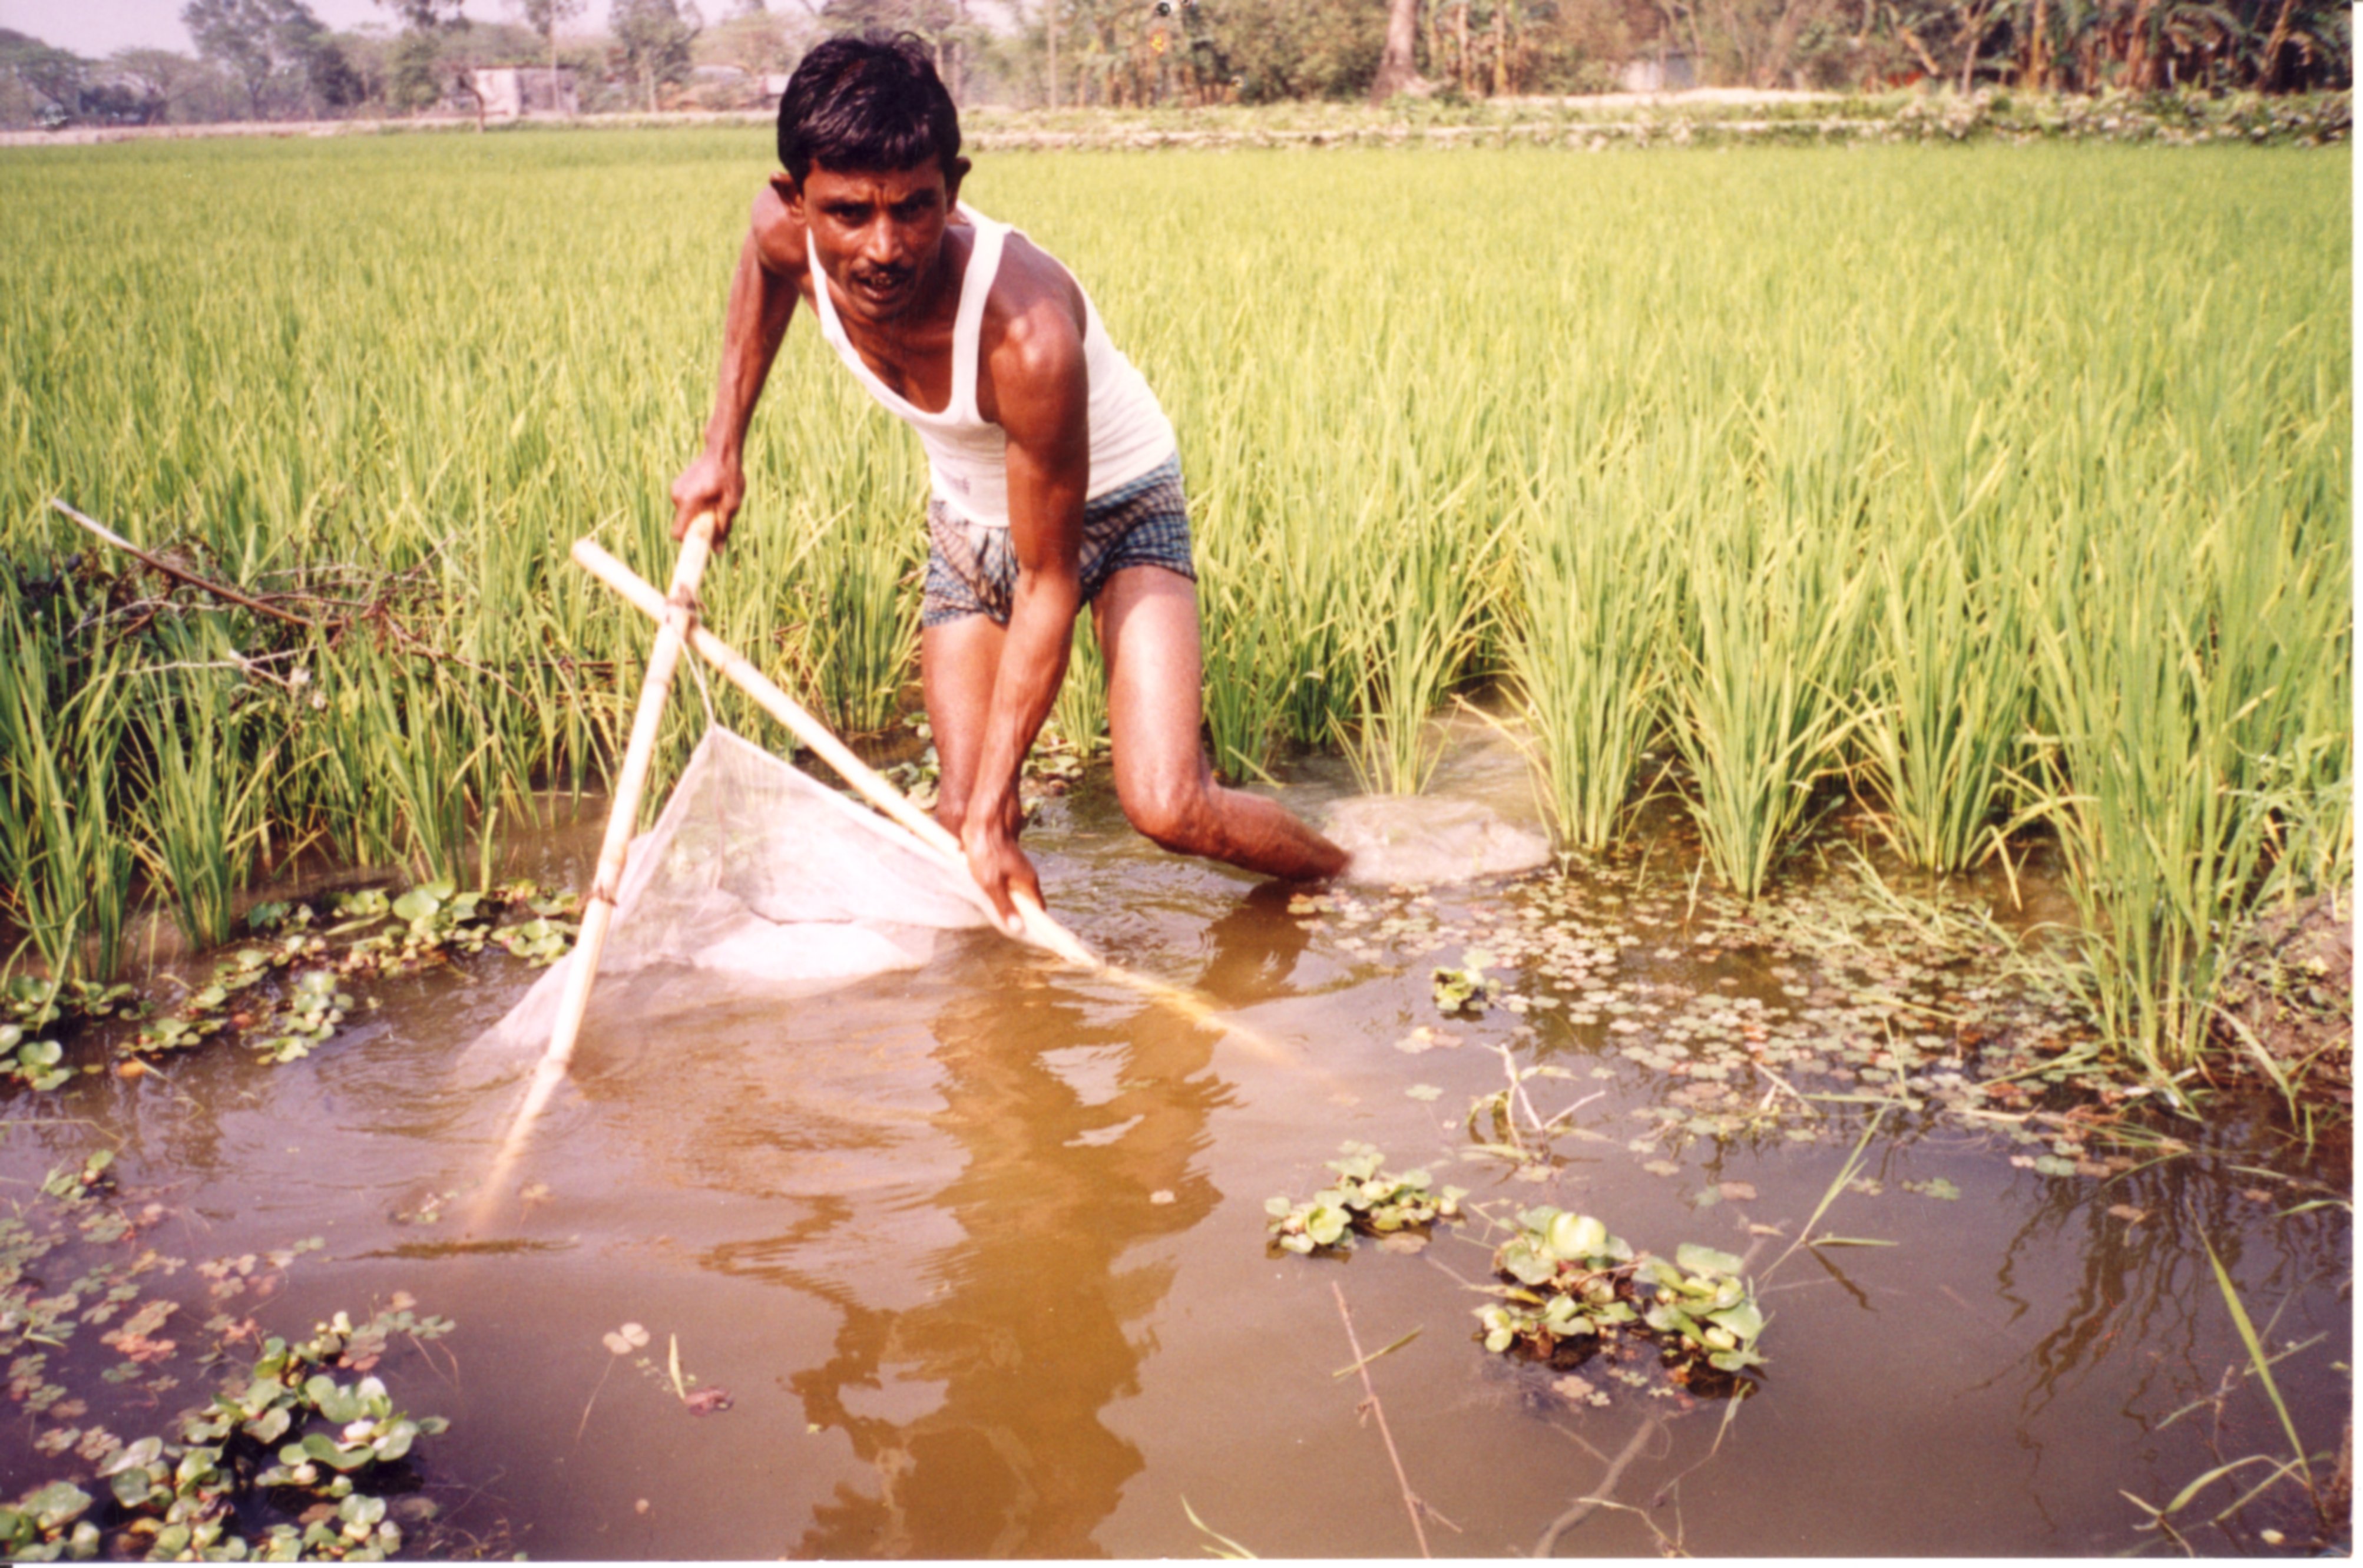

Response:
(670, 159), (1347, 928)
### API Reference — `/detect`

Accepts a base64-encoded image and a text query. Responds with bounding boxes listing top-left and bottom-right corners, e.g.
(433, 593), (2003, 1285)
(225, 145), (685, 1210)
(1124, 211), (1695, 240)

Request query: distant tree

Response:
(109, 45), (200, 105)
(1369, 0), (1429, 96)
(375, 0), (470, 30)
(613, 0), (702, 107)
(699, 5), (802, 78)
(0, 28), (92, 121)
(182, 0), (276, 113)
(1199, 0), (1384, 97)
(369, 0), (471, 114)
(180, 0), (357, 117)
(512, 0), (589, 78)
(385, 29), (446, 108)
(110, 45), (247, 119)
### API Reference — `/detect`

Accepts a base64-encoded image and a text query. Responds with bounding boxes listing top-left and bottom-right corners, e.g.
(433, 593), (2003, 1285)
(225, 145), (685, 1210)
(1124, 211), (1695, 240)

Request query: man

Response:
(670, 32), (1346, 937)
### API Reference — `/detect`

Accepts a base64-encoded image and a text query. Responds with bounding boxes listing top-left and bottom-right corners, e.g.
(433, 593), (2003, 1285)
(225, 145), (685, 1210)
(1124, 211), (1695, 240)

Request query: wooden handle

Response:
(497, 515), (717, 1166)
(570, 533), (1098, 969)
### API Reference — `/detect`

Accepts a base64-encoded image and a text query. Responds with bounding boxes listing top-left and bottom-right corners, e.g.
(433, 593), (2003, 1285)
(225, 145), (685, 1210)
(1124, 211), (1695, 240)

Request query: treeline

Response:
(0, 0), (793, 130)
(1, 0), (2347, 131)
(1000, 0), (2351, 104)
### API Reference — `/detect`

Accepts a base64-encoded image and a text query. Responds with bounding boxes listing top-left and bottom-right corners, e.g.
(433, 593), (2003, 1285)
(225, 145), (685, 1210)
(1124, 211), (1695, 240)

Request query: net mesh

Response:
(464, 726), (992, 1080)
(462, 719), (1559, 1086)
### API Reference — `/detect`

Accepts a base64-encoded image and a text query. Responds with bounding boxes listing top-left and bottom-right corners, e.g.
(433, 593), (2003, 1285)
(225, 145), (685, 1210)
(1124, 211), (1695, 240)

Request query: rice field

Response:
(0, 132), (2349, 1083)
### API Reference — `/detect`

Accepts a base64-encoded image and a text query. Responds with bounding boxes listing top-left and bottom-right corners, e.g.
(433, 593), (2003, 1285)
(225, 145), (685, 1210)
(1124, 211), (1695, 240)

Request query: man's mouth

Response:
(850, 268), (911, 300)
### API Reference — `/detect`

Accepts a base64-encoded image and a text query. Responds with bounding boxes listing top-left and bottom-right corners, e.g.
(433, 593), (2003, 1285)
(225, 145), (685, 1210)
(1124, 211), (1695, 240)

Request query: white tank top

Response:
(807, 207), (1177, 528)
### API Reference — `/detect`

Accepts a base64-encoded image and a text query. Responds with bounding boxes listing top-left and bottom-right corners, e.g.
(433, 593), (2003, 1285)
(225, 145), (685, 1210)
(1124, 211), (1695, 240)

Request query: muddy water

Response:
(0, 737), (2348, 1559)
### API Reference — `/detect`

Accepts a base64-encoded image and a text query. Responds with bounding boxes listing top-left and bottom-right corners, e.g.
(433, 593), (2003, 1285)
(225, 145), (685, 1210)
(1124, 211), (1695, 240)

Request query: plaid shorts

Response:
(921, 455), (1196, 628)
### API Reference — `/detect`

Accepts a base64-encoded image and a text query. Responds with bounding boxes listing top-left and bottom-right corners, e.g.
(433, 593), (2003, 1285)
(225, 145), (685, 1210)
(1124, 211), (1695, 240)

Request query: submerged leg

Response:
(1096, 565), (1346, 881)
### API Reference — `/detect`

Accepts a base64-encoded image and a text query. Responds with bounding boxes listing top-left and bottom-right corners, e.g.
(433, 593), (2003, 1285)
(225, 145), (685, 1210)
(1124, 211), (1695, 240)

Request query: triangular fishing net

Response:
(463, 726), (994, 1081)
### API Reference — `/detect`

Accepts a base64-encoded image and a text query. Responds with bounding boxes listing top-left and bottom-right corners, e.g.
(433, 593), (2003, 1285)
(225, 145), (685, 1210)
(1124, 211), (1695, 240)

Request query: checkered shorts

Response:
(921, 455), (1196, 628)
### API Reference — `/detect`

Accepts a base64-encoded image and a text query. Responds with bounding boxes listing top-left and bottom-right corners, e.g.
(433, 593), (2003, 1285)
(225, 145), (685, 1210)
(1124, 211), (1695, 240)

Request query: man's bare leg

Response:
(920, 613), (1023, 842)
(1095, 565), (1346, 881)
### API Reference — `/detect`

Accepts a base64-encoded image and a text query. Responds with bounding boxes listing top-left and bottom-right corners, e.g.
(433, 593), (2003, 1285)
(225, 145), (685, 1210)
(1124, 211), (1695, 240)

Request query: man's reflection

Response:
(768, 892), (1309, 1557)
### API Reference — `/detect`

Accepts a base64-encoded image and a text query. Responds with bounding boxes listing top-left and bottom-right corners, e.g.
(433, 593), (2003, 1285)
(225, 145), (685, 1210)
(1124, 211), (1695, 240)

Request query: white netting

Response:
(459, 713), (1561, 1090)
(462, 726), (993, 1081)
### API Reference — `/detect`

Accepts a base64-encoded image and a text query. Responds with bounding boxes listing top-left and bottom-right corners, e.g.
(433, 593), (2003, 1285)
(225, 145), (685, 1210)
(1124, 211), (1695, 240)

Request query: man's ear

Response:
(770, 170), (800, 216)
(945, 156), (972, 209)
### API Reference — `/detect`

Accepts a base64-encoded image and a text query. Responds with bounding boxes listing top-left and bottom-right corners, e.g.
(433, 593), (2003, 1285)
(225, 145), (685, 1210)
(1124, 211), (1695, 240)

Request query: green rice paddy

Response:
(0, 132), (2349, 1083)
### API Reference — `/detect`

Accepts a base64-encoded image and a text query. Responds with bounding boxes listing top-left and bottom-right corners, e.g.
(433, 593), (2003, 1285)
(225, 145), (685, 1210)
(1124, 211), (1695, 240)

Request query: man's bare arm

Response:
(670, 188), (804, 544)
(957, 285), (1092, 931)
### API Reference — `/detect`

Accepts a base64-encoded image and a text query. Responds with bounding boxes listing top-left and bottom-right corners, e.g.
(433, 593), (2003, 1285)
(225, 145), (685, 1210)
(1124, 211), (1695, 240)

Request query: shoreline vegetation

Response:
(0, 136), (2349, 1115)
(0, 86), (2349, 149)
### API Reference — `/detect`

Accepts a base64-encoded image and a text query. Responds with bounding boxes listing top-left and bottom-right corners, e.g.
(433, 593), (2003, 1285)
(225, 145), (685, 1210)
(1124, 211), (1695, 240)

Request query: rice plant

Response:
(1504, 444), (1676, 855)
(1851, 505), (2034, 874)
(130, 670), (275, 953)
(0, 637), (137, 985)
(1337, 481), (1505, 798)
(2021, 475), (2349, 1075)
(1663, 390), (1879, 902)
(1051, 612), (1109, 760)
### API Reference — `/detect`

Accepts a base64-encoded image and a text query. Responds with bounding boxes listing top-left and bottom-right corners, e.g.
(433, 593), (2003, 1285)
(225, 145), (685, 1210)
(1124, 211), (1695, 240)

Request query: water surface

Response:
(0, 743), (2346, 1558)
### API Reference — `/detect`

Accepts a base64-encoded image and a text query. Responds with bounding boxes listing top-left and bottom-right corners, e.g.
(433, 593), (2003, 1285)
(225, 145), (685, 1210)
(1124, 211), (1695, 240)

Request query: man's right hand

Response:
(670, 448), (746, 546)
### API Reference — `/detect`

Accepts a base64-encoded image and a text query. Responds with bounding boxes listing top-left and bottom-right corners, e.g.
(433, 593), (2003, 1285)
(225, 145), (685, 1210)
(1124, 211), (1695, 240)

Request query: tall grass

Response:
(0, 135), (2346, 1089)
(1504, 446), (1673, 854)
(2021, 476), (2350, 1071)
(1338, 482), (1505, 796)
(1851, 494), (2034, 874)
(0, 589), (137, 982)
(1051, 613), (1109, 759)
(783, 497), (924, 737)
(1665, 483), (1872, 901)
(130, 668), (274, 954)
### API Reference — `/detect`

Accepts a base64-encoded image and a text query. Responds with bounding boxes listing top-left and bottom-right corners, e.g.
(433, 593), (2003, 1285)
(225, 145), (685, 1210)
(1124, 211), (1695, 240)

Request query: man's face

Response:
(786, 160), (966, 326)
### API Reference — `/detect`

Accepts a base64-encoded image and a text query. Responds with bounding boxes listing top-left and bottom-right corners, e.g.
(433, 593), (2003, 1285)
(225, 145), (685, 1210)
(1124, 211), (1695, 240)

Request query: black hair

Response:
(776, 32), (962, 186)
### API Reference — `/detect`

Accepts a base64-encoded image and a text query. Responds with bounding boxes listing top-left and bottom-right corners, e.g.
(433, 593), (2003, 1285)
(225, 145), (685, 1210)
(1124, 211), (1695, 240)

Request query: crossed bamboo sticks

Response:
(483, 517), (1098, 1196)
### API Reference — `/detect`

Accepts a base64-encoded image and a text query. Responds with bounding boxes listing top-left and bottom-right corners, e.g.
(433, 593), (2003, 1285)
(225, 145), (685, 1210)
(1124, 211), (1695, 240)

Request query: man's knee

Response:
(1121, 773), (1221, 856)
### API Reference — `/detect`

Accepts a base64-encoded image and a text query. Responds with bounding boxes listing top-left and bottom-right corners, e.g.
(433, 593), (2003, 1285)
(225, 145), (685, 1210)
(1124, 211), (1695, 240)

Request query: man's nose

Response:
(860, 218), (904, 264)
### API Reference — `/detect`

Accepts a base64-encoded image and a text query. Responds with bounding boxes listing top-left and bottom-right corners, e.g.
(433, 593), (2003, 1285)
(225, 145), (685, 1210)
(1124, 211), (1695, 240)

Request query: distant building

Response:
(468, 67), (579, 119)
(1616, 52), (1697, 92)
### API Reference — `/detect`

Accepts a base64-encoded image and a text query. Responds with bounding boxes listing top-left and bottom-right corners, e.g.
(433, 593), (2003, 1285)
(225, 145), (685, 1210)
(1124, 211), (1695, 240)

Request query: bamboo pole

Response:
(481, 515), (716, 1202)
(570, 534), (1098, 968)
(467, 527), (1323, 1225)
(569, 537), (1335, 1093)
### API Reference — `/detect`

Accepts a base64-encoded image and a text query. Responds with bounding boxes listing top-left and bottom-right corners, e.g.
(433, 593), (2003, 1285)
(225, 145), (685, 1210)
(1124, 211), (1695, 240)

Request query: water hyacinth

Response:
(1477, 1208), (1766, 1378)
(1266, 1142), (1465, 1253)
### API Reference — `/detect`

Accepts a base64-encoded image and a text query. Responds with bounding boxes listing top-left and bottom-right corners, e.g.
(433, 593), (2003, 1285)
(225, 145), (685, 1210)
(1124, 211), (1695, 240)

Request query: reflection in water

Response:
(1987, 1109), (2351, 1434)
(712, 894), (1308, 1557)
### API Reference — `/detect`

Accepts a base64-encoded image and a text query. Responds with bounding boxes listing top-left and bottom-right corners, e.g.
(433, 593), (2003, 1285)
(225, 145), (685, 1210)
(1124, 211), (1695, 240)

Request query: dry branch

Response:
(1333, 1281), (1435, 1558)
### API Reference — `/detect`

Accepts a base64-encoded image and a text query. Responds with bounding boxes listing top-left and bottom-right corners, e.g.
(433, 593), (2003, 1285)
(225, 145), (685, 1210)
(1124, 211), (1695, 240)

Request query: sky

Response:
(0, 0), (495, 57)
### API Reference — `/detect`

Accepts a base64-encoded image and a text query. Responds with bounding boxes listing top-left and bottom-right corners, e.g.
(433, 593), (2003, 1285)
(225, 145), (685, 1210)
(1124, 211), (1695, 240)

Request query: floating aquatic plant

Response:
(0, 1130), (458, 1562)
(1266, 1143), (1466, 1255)
(1431, 951), (1495, 1014)
(0, 879), (578, 1091)
(1475, 1208), (1766, 1380)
